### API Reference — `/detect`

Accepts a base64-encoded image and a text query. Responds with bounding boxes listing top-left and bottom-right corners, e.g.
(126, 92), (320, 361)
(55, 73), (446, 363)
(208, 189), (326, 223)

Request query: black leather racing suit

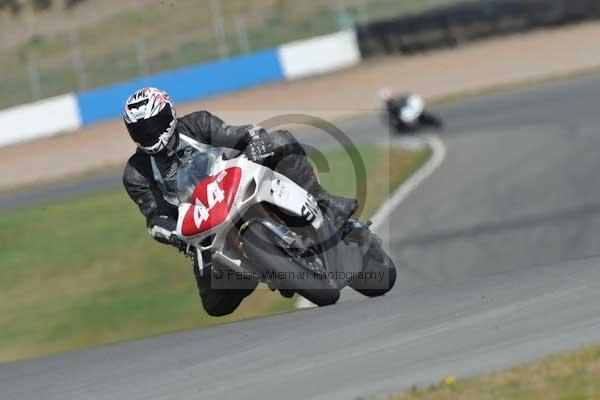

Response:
(123, 111), (320, 316)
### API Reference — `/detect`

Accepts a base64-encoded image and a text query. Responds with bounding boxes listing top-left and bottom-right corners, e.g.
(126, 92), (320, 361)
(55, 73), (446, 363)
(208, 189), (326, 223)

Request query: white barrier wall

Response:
(278, 30), (361, 80)
(0, 93), (82, 147)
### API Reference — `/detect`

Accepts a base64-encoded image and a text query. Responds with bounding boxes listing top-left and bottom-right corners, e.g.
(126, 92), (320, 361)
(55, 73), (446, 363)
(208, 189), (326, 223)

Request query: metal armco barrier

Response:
(357, 0), (600, 58)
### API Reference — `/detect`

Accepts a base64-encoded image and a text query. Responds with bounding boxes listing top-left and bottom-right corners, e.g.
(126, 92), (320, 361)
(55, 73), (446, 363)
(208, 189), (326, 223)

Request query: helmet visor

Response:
(126, 104), (175, 148)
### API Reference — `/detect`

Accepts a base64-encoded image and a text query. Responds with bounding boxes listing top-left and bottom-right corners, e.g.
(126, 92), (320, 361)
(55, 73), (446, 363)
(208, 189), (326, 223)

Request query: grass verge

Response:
(390, 343), (600, 400)
(0, 144), (429, 363)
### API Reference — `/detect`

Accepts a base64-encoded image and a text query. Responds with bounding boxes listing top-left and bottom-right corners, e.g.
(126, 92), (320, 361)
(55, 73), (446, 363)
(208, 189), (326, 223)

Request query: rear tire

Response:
(350, 244), (397, 298)
(240, 222), (340, 307)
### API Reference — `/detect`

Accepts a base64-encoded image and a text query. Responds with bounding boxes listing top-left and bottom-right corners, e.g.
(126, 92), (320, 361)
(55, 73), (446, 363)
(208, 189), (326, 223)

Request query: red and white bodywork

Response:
(164, 136), (396, 306)
(175, 148), (324, 272)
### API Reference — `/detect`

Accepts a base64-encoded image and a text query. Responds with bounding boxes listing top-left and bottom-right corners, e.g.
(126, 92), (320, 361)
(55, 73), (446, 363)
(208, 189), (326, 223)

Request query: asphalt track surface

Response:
(4, 74), (600, 399)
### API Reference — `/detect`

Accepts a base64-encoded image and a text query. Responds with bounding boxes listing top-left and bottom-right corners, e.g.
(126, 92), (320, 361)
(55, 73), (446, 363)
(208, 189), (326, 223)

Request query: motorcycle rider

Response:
(379, 88), (442, 133)
(122, 87), (359, 316)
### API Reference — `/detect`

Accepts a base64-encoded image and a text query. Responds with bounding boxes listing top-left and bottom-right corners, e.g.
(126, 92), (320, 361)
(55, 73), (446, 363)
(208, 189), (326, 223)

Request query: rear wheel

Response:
(240, 221), (340, 307)
(350, 237), (397, 298)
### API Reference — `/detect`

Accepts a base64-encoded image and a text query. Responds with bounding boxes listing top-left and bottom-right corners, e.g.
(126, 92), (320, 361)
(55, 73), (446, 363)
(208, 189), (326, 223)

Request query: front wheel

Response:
(240, 221), (340, 307)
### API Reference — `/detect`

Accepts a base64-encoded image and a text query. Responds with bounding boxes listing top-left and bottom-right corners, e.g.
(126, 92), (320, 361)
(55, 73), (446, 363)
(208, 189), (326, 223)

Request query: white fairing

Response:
(174, 154), (324, 273)
(261, 174), (324, 229)
(400, 94), (425, 124)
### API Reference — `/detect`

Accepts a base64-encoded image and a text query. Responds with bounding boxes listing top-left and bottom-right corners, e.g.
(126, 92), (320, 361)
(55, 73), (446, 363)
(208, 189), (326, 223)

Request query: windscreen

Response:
(176, 147), (222, 204)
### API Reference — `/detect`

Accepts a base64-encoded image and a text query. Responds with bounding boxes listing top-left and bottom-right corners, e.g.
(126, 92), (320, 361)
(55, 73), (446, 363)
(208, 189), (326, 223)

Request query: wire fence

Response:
(0, 0), (461, 109)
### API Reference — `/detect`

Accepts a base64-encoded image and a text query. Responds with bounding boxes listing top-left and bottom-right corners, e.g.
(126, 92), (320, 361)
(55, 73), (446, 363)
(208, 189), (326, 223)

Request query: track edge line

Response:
(297, 135), (447, 309)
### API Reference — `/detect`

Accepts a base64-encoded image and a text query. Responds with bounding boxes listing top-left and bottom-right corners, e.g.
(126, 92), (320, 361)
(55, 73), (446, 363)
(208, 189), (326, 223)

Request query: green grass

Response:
(389, 343), (600, 400)
(312, 144), (431, 219)
(0, 0), (461, 108)
(0, 144), (429, 363)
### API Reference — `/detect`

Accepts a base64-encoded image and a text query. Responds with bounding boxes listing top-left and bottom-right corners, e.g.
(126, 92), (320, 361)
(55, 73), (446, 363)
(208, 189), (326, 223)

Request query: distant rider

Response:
(379, 88), (442, 133)
(122, 87), (358, 316)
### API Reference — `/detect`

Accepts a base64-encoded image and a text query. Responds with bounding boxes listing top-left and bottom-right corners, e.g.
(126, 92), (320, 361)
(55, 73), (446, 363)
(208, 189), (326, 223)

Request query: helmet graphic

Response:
(123, 87), (177, 154)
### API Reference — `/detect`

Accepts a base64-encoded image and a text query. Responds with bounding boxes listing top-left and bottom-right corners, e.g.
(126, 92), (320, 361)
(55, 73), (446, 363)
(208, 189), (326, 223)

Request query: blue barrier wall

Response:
(76, 48), (284, 126)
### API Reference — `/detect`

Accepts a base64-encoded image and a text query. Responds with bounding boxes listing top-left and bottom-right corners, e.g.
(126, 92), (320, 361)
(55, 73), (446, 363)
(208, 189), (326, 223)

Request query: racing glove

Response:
(169, 234), (192, 257)
(148, 214), (191, 256)
(243, 126), (274, 163)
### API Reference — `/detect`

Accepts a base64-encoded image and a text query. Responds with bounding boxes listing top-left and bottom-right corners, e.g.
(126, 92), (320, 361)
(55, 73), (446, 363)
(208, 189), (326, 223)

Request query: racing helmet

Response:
(123, 87), (177, 154)
(378, 87), (394, 102)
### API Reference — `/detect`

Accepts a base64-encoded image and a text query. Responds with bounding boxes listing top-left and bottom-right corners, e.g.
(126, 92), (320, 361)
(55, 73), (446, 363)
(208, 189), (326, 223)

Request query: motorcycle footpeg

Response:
(340, 219), (370, 246)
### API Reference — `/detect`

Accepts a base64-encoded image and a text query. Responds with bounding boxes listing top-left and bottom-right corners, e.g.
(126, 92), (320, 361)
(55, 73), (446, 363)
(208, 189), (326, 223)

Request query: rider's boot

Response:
(310, 186), (359, 229)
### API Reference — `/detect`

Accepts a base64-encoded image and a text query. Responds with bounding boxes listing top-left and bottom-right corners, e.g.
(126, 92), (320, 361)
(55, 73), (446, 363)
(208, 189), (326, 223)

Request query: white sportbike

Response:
(173, 140), (397, 306)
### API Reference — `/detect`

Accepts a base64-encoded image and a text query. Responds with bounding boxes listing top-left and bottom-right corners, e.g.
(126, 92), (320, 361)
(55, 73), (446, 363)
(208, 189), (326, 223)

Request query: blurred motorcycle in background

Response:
(173, 136), (397, 307)
(379, 89), (443, 134)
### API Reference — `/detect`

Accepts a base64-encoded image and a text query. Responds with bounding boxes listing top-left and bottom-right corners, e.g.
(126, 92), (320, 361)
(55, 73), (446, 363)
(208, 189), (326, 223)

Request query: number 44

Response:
(193, 181), (226, 228)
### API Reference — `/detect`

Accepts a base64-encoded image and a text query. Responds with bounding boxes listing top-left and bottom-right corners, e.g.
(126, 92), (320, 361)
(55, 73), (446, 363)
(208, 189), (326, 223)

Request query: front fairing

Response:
(173, 154), (361, 290)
